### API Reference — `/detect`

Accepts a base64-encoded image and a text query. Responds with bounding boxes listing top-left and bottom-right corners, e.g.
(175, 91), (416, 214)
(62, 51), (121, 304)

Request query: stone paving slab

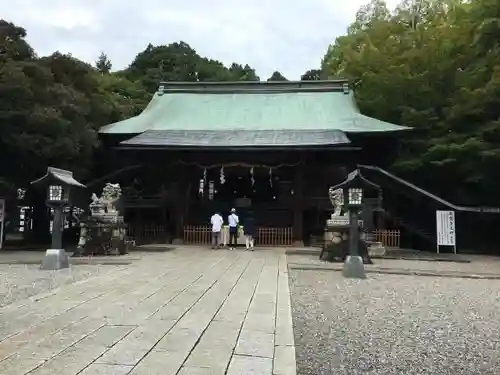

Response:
(0, 248), (297, 375)
(79, 364), (134, 375)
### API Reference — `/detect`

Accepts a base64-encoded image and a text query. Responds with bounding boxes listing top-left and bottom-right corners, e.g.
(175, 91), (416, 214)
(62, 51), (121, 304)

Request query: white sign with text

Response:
(436, 210), (456, 251)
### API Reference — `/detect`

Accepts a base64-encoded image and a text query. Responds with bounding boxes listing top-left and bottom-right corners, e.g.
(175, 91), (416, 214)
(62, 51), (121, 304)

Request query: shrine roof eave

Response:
(116, 145), (363, 152)
(117, 129), (353, 149)
(30, 167), (86, 188)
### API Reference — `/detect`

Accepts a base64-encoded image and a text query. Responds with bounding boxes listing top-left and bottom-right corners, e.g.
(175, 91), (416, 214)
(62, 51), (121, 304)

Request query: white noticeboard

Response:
(0, 199), (4, 249)
(436, 210), (456, 254)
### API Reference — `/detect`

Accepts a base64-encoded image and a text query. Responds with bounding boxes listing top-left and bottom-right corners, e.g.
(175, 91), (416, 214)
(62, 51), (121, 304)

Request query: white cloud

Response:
(1, 0), (400, 79)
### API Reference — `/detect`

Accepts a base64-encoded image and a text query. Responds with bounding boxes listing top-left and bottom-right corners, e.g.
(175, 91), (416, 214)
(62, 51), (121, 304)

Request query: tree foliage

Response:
(0, 25), (260, 195)
(301, 69), (322, 81)
(322, 0), (500, 205)
(267, 71), (288, 81)
(95, 52), (112, 74)
(123, 42), (260, 92)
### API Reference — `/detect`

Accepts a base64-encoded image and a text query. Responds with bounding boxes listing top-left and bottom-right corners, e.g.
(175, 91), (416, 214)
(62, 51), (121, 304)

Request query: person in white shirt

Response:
(227, 208), (239, 250)
(210, 211), (224, 249)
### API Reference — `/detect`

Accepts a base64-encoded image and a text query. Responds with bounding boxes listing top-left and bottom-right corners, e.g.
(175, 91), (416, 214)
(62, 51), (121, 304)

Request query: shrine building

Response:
(97, 80), (411, 246)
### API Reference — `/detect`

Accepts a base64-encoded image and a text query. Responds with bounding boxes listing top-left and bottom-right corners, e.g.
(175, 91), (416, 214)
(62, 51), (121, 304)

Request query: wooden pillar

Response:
(362, 199), (376, 233)
(172, 169), (186, 244)
(292, 164), (304, 246)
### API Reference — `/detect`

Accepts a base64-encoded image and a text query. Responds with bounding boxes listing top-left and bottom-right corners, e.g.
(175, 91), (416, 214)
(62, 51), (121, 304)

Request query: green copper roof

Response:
(99, 80), (410, 135)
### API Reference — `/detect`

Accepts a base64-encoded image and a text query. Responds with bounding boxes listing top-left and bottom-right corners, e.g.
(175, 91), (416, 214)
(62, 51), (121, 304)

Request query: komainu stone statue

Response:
(101, 183), (122, 215)
(74, 183), (128, 256)
(328, 187), (347, 217)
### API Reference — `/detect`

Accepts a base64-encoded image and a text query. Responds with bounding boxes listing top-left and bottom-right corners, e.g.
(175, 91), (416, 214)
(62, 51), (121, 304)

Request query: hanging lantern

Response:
(208, 181), (214, 201)
(250, 167), (255, 186)
(199, 178), (204, 196)
(199, 168), (207, 196)
(220, 166), (225, 185)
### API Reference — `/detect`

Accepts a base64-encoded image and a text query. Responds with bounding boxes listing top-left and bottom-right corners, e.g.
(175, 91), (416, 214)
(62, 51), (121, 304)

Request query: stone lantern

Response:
(31, 167), (85, 270)
(326, 169), (381, 279)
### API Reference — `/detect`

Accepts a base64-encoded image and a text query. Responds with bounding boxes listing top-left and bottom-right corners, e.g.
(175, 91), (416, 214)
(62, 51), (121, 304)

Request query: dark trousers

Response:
(229, 226), (238, 247)
(212, 231), (221, 248)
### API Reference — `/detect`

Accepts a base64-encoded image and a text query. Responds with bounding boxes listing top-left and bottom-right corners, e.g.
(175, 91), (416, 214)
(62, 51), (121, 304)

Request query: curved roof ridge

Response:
(157, 79), (349, 94)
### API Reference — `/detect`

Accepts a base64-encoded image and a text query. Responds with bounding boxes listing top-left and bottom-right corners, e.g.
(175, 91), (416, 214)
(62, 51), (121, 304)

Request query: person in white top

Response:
(227, 208), (239, 250)
(210, 211), (224, 249)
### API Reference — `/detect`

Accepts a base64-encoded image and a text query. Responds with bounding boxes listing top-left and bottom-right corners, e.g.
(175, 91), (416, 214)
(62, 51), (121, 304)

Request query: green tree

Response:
(94, 73), (150, 120)
(321, 0), (500, 205)
(123, 42), (259, 92)
(301, 69), (322, 80)
(267, 71), (288, 81)
(0, 20), (34, 62)
(229, 63), (260, 81)
(95, 52), (112, 73)
(0, 22), (141, 191)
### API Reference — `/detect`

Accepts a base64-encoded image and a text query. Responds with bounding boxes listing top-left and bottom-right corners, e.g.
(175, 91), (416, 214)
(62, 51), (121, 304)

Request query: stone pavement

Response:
(0, 248), (296, 375)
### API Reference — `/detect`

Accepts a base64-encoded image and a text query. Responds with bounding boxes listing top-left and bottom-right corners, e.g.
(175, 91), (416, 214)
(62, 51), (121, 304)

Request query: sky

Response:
(2, 0), (400, 80)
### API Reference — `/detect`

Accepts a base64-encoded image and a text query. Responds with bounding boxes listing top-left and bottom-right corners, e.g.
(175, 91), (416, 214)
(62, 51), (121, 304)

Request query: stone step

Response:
(285, 247), (321, 256)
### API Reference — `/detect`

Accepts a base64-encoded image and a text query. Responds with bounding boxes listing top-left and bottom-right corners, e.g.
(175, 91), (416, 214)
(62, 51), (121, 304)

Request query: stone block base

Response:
(40, 249), (70, 270)
(368, 243), (386, 257)
(172, 238), (184, 245)
(342, 255), (366, 279)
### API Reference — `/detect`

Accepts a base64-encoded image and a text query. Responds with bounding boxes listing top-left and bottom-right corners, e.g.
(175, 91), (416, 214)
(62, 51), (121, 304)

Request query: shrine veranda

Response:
(93, 80), (409, 246)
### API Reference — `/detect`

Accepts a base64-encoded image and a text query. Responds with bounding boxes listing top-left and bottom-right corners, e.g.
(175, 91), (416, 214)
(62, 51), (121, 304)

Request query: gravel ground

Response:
(287, 254), (500, 275)
(289, 270), (500, 375)
(0, 264), (124, 307)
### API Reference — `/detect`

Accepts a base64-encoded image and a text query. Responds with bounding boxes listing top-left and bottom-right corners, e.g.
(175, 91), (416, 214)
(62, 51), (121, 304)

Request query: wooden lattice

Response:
(127, 223), (167, 245)
(373, 229), (401, 249)
(256, 227), (293, 247)
(183, 225), (212, 245)
(183, 225), (293, 247)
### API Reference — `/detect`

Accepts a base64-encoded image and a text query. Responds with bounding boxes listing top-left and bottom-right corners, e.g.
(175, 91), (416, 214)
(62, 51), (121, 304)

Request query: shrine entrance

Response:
(213, 166), (286, 206)
(182, 163), (297, 246)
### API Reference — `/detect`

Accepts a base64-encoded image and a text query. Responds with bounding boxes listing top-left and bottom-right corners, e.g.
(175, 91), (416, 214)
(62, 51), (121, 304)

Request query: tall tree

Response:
(0, 22), (140, 192)
(0, 20), (34, 61)
(95, 52), (112, 73)
(229, 63), (260, 81)
(267, 71), (288, 81)
(124, 42), (259, 92)
(301, 69), (322, 80)
(321, 0), (500, 205)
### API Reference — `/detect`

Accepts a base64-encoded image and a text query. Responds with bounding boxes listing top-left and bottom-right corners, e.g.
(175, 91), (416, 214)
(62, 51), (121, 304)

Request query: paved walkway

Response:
(0, 249), (296, 375)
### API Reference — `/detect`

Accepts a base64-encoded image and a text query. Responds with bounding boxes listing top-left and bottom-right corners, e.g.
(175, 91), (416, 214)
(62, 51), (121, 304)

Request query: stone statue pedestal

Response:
(40, 249), (69, 270)
(320, 215), (372, 264)
(75, 183), (128, 257)
(321, 219), (350, 262)
(324, 215), (359, 245)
